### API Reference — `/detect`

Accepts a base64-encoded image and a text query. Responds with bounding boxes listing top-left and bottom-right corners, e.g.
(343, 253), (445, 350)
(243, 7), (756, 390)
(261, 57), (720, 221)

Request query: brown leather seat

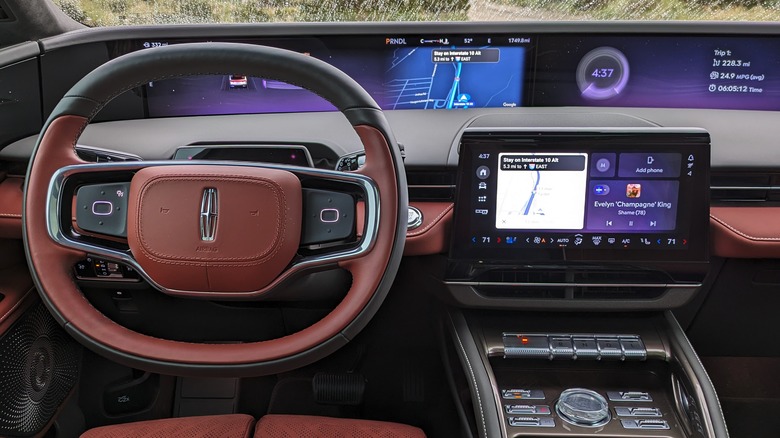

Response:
(79, 414), (425, 438)
(254, 414), (426, 437)
(80, 414), (255, 438)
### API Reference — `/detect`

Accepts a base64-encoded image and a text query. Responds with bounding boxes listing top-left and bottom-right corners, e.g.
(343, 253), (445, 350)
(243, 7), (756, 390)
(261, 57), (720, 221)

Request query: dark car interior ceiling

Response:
(1, 1), (780, 437)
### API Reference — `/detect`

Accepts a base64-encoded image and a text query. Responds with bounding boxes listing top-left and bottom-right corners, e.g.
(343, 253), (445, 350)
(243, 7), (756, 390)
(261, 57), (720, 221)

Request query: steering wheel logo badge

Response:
(199, 188), (219, 241)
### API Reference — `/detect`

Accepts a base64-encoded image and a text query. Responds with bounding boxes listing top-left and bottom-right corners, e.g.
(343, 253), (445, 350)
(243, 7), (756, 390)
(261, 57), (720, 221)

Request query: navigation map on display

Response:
(495, 153), (588, 230)
(383, 46), (525, 110)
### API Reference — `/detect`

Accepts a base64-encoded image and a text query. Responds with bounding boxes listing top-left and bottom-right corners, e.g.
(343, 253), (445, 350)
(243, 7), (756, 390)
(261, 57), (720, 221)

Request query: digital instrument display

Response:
(173, 145), (313, 167)
(533, 35), (780, 111)
(134, 36), (528, 117)
(117, 33), (780, 117)
(450, 130), (710, 263)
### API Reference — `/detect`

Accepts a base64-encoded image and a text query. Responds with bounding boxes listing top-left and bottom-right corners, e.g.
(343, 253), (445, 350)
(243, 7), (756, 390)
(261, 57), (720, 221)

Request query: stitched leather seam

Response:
(407, 204), (453, 238)
(668, 313), (730, 438)
(0, 213), (22, 218)
(453, 320), (487, 438)
(241, 417), (254, 438)
(135, 174), (285, 263)
(0, 286), (33, 327)
(710, 213), (780, 241)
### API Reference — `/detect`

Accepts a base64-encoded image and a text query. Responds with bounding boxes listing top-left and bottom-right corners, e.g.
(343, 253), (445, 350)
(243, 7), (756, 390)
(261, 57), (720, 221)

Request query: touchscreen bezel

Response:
(449, 129), (710, 264)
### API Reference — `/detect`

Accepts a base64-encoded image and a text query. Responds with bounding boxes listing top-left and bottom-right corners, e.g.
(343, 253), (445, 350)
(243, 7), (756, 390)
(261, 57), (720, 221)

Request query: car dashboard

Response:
(1, 20), (780, 438)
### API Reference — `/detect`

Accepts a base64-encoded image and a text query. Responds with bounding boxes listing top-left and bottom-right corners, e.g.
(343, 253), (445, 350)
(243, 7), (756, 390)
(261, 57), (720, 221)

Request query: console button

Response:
(503, 335), (551, 359)
(608, 391), (653, 402)
(301, 189), (355, 245)
(621, 419), (669, 430)
(502, 389), (545, 400)
(505, 405), (551, 415)
(75, 183), (130, 237)
(508, 417), (554, 428)
(620, 338), (647, 361)
(596, 337), (623, 360)
(615, 407), (662, 417)
(550, 337), (574, 359)
(572, 337), (599, 359)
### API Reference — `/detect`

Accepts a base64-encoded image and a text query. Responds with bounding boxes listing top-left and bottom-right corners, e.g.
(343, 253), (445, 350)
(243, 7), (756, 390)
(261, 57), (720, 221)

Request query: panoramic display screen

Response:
(120, 33), (780, 116)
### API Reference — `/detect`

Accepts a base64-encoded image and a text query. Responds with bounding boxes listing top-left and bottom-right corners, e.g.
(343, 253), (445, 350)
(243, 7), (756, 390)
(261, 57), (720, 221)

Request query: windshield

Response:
(53, 0), (780, 25)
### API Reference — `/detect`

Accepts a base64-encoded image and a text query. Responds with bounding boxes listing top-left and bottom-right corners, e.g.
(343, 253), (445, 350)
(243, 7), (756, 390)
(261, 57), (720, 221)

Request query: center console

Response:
(440, 123), (727, 438)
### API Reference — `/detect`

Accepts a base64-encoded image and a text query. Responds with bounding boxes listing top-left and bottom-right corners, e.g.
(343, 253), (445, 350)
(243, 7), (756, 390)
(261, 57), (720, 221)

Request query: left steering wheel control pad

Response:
(76, 182), (131, 237)
(127, 165), (302, 293)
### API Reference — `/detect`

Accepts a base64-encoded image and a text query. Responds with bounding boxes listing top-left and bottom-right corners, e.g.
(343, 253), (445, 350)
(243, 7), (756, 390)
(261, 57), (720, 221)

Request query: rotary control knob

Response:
(556, 388), (611, 427)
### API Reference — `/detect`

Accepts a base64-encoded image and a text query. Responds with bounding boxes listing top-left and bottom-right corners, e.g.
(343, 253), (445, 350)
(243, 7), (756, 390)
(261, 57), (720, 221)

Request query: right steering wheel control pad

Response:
(301, 189), (355, 245)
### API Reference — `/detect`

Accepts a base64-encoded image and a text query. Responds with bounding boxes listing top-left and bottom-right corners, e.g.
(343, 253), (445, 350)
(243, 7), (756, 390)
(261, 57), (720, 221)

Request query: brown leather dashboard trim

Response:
(0, 264), (35, 335)
(405, 202), (453, 256)
(0, 177), (24, 239)
(710, 206), (780, 258)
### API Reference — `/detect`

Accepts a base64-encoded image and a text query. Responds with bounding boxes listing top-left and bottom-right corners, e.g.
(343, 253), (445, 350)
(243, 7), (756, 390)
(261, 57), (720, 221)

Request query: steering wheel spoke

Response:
(48, 160), (380, 298)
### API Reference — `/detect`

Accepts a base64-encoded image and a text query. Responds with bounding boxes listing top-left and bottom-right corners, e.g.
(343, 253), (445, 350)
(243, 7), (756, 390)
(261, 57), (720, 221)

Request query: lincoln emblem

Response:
(199, 188), (218, 241)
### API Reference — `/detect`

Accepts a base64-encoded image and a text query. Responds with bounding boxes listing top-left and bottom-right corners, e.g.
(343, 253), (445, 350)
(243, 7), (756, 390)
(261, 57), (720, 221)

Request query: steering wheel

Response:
(23, 43), (407, 376)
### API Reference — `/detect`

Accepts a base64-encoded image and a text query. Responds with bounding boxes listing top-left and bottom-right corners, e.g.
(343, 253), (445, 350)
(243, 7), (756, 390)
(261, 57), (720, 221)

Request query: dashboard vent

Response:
(406, 168), (456, 201)
(710, 171), (780, 203)
(466, 268), (676, 301)
(75, 145), (141, 163)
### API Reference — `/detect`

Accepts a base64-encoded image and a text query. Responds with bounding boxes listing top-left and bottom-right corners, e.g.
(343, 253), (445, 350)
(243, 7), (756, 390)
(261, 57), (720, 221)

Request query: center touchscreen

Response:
(450, 130), (710, 263)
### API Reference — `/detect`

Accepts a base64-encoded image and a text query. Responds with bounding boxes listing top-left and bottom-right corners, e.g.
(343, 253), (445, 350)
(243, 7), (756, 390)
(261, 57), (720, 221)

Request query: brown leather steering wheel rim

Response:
(23, 43), (407, 377)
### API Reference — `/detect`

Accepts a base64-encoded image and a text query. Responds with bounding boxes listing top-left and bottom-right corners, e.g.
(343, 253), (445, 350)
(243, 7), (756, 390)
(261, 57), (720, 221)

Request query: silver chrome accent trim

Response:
(555, 388), (611, 428)
(75, 144), (142, 162)
(710, 186), (772, 190)
(407, 206), (423, 230)
(408, 184), (455, 189)
(199, 187), (218, 241)
(47, 160), (380, 296)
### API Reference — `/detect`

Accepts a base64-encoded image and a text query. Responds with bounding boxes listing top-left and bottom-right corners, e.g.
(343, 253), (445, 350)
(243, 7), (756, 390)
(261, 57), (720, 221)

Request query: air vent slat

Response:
(710, 171), (780, 203)
(406, 168), (456, 201)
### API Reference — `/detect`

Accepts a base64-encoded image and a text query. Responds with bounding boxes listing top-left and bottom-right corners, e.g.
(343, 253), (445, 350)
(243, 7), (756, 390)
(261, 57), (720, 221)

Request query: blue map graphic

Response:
(382, 46), (525, 110)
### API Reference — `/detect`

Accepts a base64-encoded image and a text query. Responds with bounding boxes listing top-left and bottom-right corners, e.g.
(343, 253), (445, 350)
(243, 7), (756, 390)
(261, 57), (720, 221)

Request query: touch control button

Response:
(608, 391), (653, 402)
(76, 182), (130, 237)
(502, 389), (545, 400)
(319, 208), (339, 223)
(620, 338), (648, 360)
(615, 407), (662, 417)
(550, 337), (574, 359)
(621, 419), (670, 430)
(503, 335), (551, 359)
(505, 405), (551, 415)
(556, 389), (610, 428)
(508, 417), (555, 428)
(301, 189), (355, 245)
(91, 201), (114, 215)
(572, 338), (599, 359)
(596, 337), (623, 359)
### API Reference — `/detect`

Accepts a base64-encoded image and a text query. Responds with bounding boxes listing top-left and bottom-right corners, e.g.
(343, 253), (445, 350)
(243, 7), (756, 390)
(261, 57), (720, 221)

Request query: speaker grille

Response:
(0, 302), (80, 436)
